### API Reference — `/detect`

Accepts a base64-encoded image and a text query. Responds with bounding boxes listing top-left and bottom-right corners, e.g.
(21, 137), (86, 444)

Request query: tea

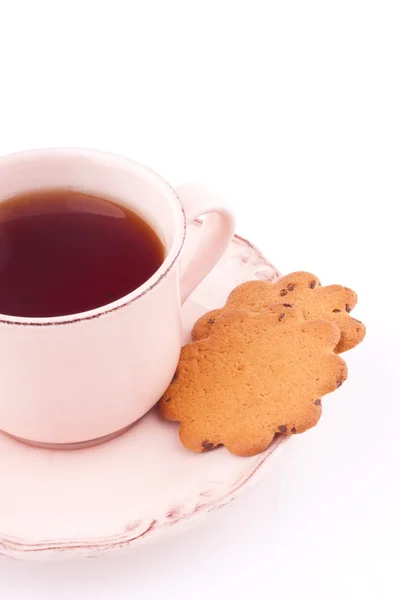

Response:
(0, 189), (164, 318)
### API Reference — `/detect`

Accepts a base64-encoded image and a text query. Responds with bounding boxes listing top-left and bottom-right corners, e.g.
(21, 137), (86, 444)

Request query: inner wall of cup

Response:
(0, 150), (180, 256)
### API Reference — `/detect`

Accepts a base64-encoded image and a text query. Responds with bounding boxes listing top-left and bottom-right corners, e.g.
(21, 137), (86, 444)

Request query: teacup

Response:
(0, 148), (235, 446)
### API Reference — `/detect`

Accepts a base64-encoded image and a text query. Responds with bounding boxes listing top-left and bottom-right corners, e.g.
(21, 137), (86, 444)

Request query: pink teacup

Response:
(0, 148), (235, 446)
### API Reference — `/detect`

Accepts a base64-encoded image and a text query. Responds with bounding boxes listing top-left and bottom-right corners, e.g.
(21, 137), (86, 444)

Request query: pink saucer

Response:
(0, 222), (288, 561)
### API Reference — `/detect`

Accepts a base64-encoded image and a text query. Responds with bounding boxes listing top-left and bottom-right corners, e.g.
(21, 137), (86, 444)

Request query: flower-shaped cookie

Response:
(192, 272), (365, 353)
(160, 305), (348, 457)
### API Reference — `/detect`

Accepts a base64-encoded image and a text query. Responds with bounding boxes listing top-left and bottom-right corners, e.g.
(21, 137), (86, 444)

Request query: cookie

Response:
(160, 305), (347, 457)
(192, 272), (365, 353)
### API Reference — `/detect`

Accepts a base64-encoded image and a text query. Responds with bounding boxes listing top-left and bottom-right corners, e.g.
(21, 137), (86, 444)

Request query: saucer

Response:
(0, 221), (287, 561)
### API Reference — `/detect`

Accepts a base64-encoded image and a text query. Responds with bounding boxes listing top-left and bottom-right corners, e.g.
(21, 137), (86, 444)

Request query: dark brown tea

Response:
(0, 189), (164, 318)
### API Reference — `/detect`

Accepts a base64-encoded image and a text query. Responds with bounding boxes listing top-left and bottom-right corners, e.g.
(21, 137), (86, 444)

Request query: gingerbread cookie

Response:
(160, 305), (347, 457)
(192, 272), (365, 353)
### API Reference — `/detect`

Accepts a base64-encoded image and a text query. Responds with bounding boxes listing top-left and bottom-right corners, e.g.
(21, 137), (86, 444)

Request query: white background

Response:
(0, 1), (399, 598)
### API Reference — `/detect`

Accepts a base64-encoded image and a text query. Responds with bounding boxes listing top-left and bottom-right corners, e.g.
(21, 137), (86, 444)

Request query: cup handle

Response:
(176, 183), (236, 304)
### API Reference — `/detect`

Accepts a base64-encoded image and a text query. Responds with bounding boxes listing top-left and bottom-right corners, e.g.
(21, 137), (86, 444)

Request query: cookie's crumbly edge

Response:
(191, 273), (365, 352)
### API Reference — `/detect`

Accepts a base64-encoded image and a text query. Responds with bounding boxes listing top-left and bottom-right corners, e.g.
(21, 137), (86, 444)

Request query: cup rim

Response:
(0, 147), (186, 327)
